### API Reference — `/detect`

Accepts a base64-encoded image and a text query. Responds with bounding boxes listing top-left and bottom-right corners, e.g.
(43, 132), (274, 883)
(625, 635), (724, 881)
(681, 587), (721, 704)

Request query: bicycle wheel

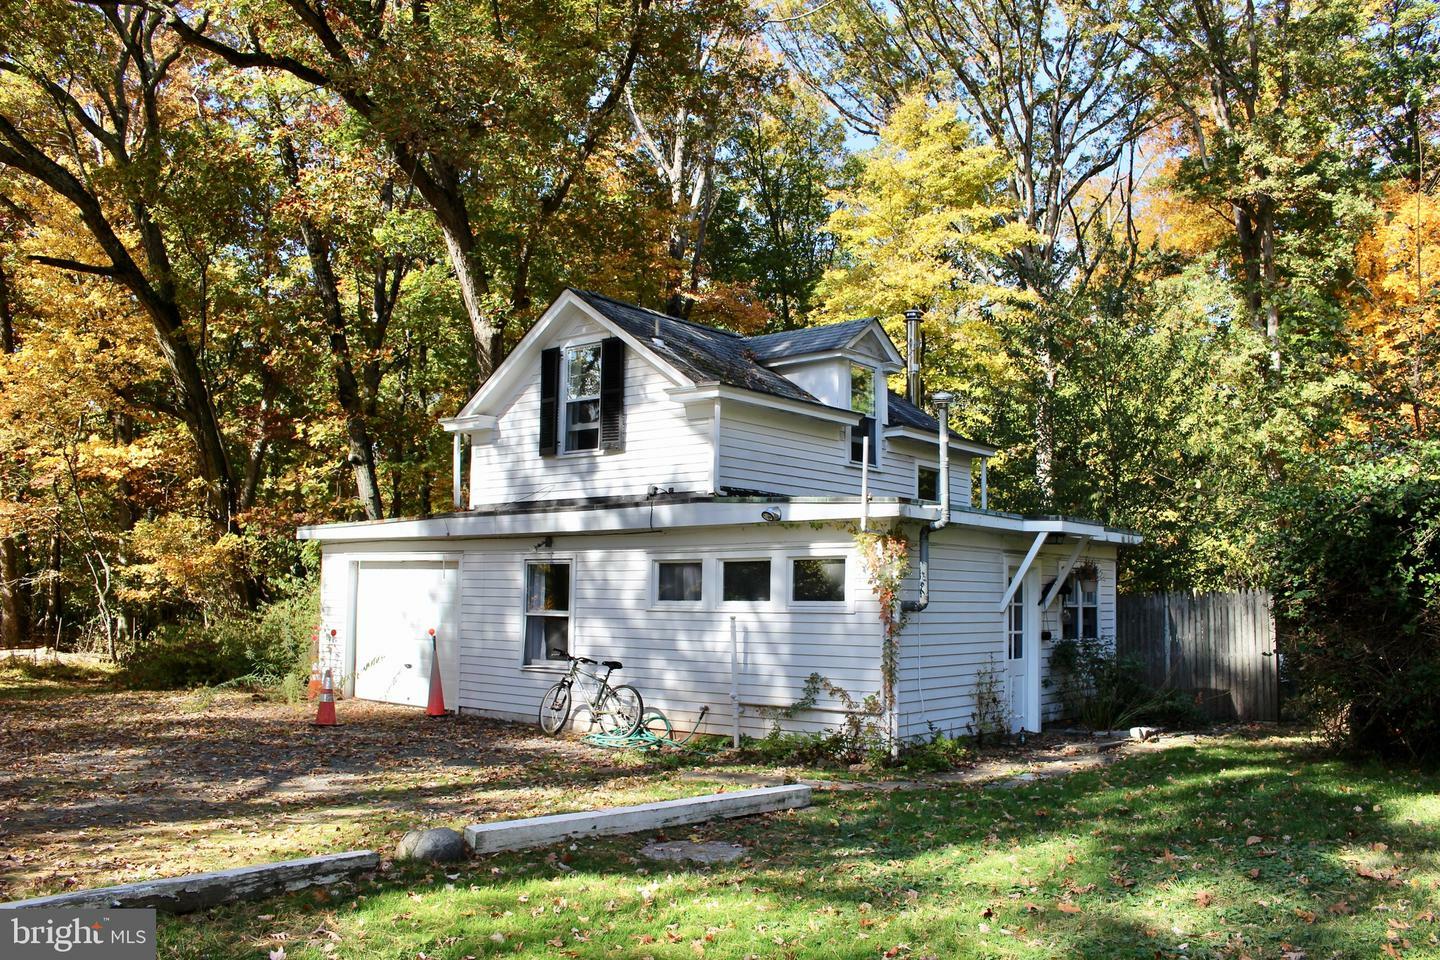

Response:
(640, 709), (673, 743)
(538, 682), (572, 735)
(597, 684), (644, 736)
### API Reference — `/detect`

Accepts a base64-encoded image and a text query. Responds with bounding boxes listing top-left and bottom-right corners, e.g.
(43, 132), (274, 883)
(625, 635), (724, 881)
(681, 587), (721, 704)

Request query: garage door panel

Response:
(353, 561), (458, 707)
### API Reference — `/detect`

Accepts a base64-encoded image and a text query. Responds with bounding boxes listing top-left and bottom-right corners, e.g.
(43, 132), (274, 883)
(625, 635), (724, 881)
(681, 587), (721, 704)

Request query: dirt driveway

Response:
(0, 684), (714, 900)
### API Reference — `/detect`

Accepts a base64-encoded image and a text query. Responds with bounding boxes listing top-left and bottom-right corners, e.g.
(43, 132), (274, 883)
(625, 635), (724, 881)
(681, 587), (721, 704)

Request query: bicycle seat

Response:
(601, 659), (623, 670)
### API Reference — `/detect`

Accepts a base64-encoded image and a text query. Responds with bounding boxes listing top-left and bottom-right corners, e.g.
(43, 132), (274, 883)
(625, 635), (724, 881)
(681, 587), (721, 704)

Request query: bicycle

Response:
(538, 654), (644, 737)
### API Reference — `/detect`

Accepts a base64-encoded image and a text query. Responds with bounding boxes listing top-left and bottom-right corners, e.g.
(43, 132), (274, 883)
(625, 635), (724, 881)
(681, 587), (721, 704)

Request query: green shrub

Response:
(898, 730), (972, 772)
(1050, 637), (1206, 731)
(121, 587), (318, 692)
(1265, 445), (1440, 761)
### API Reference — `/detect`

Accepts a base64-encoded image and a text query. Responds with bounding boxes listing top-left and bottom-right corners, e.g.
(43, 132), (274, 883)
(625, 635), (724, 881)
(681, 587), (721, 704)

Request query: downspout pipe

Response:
(902, 391), (954, 614)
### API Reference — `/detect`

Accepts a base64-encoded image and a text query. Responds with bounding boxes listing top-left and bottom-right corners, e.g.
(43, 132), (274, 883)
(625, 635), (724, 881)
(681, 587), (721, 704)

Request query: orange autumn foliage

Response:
(1347, 184), (1440, 442)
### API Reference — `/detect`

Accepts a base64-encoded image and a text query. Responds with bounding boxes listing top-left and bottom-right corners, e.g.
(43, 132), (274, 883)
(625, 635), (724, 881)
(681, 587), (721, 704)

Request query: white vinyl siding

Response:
(893, 530), (1118, 739)
(467, 315), (711, 505)
(320, 525), (884, 737)
(717, 405), (972, 504)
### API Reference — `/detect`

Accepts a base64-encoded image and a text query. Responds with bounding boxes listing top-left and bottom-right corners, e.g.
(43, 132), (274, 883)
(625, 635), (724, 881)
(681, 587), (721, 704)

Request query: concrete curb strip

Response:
(465, 785), (813, 854)
(0, 851), (381, 913)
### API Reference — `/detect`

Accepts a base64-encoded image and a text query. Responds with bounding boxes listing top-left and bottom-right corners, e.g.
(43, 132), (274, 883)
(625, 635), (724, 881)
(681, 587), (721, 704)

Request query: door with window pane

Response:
(1004, 565), (1041, 733)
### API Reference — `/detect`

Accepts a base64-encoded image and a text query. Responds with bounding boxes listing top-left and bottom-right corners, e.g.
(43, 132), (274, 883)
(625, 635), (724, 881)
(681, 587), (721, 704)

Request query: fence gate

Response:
(1115, 590), (1278, 722)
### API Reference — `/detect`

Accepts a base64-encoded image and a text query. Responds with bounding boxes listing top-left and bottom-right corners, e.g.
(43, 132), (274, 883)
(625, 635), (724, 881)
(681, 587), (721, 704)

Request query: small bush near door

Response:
(1049, 637), (1205, 731)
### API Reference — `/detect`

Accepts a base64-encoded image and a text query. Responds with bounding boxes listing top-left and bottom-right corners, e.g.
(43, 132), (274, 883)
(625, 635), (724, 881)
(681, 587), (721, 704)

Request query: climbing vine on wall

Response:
(855, 530), (911, 706)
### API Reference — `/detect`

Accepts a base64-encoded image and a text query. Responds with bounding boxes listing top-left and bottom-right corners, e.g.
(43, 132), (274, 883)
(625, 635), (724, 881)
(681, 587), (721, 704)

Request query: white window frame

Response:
(787, 555), (850, 609)
(560, 341), (603, 457)
(719, 556), (777, 608)
(1060, 569), (1100, 642)
(521, 556), (576, 670)
(651, 557), (705, 608)
(847, 362), (884, 469)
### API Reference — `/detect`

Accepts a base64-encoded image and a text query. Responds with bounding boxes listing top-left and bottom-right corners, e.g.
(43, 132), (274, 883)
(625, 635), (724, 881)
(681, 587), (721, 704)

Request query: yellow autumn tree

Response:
(1348, 184), (1440, 442)
(816, 94), (1034, 433)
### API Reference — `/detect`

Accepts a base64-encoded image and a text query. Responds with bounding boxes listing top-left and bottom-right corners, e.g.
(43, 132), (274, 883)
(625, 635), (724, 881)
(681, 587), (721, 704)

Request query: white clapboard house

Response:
(300, 289), (1138, 739)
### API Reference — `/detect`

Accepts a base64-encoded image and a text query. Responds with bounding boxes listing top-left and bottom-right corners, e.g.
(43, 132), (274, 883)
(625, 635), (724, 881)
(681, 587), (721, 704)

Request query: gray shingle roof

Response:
(741, 318), (877, 362)
(572, 290), (821, 405)
(571, 290), (992, 449)
(886, 391), (937, 430)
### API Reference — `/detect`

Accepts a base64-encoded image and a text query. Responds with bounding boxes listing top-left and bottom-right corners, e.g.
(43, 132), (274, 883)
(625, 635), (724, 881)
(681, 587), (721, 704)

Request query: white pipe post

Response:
(451, 432), (464, 509)
(729, 616), (740, 748)
(933, 392), (954, 529)
(981, 456), (989, 510)
(859, 434), (870, 532)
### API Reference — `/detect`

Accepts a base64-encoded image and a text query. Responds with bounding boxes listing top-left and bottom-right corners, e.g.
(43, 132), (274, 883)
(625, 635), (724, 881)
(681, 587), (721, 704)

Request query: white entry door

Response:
(352, 560), (458, 707)
(1005, 565), (1041, 733)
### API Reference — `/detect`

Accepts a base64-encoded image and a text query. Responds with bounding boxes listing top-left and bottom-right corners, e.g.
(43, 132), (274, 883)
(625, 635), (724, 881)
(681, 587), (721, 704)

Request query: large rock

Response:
(396, 828), (467, 863)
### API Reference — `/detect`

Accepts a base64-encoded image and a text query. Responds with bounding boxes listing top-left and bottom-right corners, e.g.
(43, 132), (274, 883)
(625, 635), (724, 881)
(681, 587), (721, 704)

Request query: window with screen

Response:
(524, 561), (571, 663)
(849, 363), (878, 464)
(792, 558), (846, 602)
(657, 561), (703, 603)
(563, 344), (602, 452)
(722, 560), (771, 602)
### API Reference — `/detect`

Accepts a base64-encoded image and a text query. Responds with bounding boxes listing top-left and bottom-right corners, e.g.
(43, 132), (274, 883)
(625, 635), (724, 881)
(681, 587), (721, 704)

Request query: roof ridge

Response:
(570, 288), (744, 340)
(742, 316), (877, 343)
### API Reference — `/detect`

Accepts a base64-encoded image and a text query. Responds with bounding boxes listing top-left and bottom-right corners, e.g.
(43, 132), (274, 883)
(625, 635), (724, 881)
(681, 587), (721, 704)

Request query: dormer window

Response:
(849, 363), (878, 465)
(564, 344), (603, 452)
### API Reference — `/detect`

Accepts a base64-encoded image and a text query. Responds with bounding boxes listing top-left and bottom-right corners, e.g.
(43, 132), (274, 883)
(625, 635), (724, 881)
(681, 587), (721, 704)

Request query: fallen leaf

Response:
(1056, 902), (1082, 914)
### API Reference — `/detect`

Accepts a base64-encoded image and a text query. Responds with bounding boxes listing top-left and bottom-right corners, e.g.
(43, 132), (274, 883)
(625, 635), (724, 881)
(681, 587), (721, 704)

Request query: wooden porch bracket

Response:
(1040, 537), (1093, 610)
(996, 532), (1048, 612)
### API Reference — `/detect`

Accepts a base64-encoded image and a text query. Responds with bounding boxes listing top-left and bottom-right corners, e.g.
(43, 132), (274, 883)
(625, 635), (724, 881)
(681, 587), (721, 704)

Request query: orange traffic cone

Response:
(313, 669), (338, 726)
(307, 658), (322, 700)
(425, 628), (449, 718)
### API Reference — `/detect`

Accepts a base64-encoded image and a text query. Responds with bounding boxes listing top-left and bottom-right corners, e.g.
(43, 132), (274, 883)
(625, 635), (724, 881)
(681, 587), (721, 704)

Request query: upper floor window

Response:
(917, 465), (940, 502)
(540, 338), (625, 457)
(564, 344), (602, 452)
(849, 363), (877, 464)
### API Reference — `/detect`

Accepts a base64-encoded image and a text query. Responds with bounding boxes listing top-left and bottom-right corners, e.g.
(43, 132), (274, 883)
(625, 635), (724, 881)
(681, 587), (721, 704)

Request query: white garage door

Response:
(352, 560), (458, 707)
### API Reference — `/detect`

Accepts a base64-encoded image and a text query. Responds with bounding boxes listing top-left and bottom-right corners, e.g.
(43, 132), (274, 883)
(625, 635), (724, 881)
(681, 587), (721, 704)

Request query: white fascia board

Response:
(897, 503), (1141, 545)
(298, 499), (1140, 545)
(298, 499), (905, 542)
(886, 426), (998, 458)
(452, 291), (693, 420)
(667, 384), (862, 427)
(439, 414), (497, 433)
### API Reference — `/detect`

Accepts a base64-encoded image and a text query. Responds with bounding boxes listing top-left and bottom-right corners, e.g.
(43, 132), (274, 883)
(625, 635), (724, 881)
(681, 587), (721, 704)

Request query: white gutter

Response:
(980, 457), (989, 510)
(296, 497), (1142, 545)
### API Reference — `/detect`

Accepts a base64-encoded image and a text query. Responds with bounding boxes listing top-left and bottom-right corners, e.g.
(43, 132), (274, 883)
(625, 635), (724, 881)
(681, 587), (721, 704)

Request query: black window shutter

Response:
(539, 347), (560, 456)
(599, 337), (625, 451)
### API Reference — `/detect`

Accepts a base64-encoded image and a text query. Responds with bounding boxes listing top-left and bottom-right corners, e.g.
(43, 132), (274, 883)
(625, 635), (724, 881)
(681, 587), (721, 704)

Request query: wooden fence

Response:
(1115, 590), (1279, 722)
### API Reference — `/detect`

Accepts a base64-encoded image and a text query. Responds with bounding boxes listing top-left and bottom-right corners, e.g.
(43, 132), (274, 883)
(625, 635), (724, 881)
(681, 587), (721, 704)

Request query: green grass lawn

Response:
(161, 734), (1440, 960)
